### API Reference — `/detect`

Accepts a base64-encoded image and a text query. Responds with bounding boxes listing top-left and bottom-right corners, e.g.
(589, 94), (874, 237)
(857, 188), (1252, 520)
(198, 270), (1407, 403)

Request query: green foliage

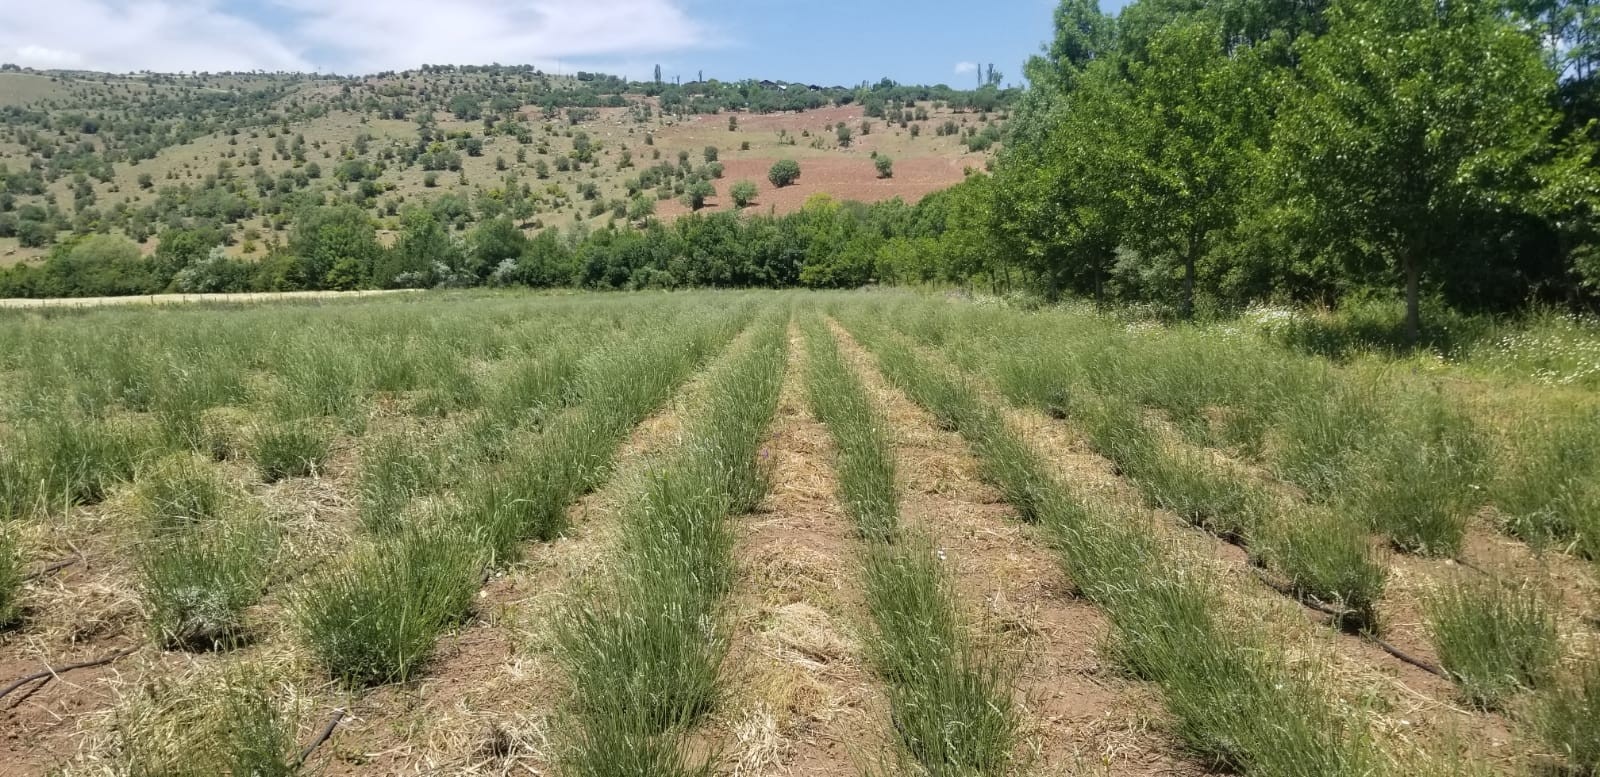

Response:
(767, 159), (801, 188)
(250, 421), (330, 483)
(294, 524), (484, 687)
(1535, 659), (1600, 775)
(137, 516), (275, 650)
(874, 155), (893, 179)
(0, 529), (20, 629)
(1428, 578), (1560, 709)
(728, 180), (758, 208)
(289, 204), (383, 290)
(1271, 0), (1569, 340)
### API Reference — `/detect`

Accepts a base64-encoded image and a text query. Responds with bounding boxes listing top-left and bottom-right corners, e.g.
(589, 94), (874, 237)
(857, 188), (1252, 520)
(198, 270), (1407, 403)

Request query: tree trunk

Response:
(1404, 254), (1421, 347)
(1181, 252), (1196, 320)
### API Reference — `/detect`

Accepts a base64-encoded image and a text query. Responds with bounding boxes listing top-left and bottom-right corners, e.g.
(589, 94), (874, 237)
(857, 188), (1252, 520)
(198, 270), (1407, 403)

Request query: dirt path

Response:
(0, 290), (416, 309)
(698, 326), (892, 776)
(828, 320), (1199, 776)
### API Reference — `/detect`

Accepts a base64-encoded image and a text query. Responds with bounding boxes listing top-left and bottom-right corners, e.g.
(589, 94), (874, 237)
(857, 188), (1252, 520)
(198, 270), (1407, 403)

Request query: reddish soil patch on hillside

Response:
(656, 155), (971, 219)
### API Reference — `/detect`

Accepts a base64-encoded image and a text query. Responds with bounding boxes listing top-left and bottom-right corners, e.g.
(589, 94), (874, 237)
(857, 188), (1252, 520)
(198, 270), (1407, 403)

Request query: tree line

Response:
(0, 191), (980, 298)
(951, 0), (1600, 340)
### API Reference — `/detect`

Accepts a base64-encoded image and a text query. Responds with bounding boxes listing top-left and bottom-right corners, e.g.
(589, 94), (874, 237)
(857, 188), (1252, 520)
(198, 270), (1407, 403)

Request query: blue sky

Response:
(2, 0), (1128, 83)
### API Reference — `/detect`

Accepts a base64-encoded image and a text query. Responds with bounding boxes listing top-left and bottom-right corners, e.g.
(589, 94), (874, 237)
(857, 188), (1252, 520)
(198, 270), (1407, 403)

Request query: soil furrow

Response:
(828, 319), (1200, 777)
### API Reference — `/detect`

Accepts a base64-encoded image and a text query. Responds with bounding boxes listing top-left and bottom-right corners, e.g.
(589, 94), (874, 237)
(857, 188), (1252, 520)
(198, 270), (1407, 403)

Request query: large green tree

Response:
(290, 204), (383, 290)
(1110, 20), (1273, 317)
(1271, 0), (1567, 341)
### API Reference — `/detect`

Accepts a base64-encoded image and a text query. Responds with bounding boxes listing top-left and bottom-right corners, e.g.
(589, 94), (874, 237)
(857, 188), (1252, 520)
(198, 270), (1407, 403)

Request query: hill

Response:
(0, 65), (1014, 267)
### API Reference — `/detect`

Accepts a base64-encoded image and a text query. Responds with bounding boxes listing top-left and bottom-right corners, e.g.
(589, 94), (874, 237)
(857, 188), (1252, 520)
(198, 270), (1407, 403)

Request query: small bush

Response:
(729, 180), (758, 208)
(250, 421), (330, 483)
(134, 454), (234, 527)
(1260, 507), (1387, 632)
(294, 524), (484, 686)
(768, 159), (801, 188)
(138, 517), (274, 650)
(1427, 577), (1559, 709)
(875, 155), (893, 179)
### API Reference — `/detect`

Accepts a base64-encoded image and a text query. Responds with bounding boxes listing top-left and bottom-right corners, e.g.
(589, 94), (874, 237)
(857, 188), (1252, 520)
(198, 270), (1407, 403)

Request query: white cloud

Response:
(2, 1), (312, 72)
(0, 0), (709, 76)
(276, 0), (707, 75)
(954, 61), (978, 75)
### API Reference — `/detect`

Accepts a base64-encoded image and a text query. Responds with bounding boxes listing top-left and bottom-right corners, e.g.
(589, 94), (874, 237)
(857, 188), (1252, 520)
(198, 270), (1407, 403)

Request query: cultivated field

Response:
(1, 290), (1596, 776)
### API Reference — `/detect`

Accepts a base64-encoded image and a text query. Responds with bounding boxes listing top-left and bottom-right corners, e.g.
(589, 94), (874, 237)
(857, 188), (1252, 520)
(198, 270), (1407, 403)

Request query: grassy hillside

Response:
(0, 66), (1010, 266)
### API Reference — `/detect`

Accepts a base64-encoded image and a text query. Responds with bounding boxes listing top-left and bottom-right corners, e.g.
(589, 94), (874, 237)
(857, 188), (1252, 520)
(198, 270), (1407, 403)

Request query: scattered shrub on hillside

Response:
(729, 180), (758, 208)
(768, 159), (801, 188)
(875, 155), (894, 179)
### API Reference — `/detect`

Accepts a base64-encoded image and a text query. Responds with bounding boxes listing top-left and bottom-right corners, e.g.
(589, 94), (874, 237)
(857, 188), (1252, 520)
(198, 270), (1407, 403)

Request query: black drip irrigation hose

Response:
(0, 647), (137, 706)
(1248, 568), (1447, 678)
(295, 708), (347, 767)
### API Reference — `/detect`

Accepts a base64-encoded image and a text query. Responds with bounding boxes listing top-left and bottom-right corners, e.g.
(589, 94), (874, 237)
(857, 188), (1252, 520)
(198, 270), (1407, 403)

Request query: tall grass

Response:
(0, 528), (20, 628)
(456, 313), (740, 563)
(137, 516), (275, 650)
(558, 317), (786, 777)
(1256, 507), (1387, 632)
(801, 318), (899, 543)
(885, 299), (1491, 560)
(1427, 577), (1559, 709)
(250, 420), (331, 483)
(133, 454), (236, 527)
(864, 541), (1015, 774)
(117, 664), (297, 777)
(802, 317), (1016, 772)
(356, 430), (445, 533)
(840, 310), (1383, 777)
(877, 302), (1398, 631)
(1534, 659), (1600, 775)
(0, 409), (147, 516)
(1493, 410), (1600, 562)
(293, 522), (485, 686)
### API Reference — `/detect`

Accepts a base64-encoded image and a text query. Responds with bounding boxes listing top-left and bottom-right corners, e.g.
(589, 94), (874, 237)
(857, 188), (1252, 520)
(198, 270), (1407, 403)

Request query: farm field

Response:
(1, 289), (1597, 776)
